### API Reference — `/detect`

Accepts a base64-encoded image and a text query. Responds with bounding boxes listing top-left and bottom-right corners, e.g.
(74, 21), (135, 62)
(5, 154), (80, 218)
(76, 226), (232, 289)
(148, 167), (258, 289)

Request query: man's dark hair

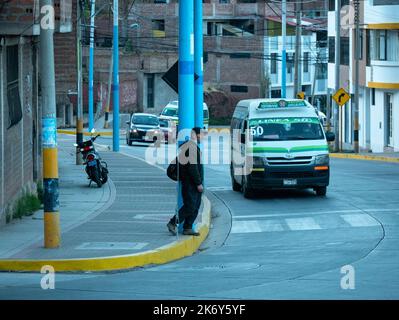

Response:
(192, 127), (202, 135)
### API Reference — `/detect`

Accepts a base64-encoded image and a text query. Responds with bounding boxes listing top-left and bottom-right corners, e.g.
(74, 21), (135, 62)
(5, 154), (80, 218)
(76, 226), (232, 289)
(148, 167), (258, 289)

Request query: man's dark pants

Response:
(170, 181), (202, 230)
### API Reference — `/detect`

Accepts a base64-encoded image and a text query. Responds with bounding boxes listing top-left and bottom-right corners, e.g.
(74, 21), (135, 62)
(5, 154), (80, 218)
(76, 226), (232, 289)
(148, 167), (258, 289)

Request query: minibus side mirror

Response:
(326, 131), (335, 142)
(126, 121), (130, 125)
(240, 133), (246, 144)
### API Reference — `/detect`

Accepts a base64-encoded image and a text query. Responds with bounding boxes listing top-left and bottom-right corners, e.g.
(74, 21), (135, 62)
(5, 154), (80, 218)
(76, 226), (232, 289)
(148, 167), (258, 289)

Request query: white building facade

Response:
(328, 0), (399, 153)
(264, 32), (328, 110)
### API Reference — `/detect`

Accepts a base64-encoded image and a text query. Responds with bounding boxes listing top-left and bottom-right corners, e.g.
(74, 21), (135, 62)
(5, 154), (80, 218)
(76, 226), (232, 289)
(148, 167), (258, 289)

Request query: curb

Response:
(330, 153), (399, 163)
(0, 196), (211, 272)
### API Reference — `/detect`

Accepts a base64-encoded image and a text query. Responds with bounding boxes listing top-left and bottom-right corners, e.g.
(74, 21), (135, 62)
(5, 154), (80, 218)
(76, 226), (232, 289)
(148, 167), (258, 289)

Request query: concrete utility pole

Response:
(104, 53), (112, 129)
(40, 0), (60, 248)
(294, 0), (301, 97)
(112, 0), (119, 152)
(194, 0), (204, 130)
(311, 51), (320, 104)
(353, 0), (360, 153)
(281, 0), (287, 98)
(334, 0), (341, 151)
(76, 0), (83, 165)
(88, 0), (96, 132)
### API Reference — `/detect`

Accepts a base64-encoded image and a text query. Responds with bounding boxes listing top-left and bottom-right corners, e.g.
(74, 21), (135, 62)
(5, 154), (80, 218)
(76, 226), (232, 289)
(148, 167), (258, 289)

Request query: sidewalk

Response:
(330, 151), (399, 163)
(0, 137), (211, 272)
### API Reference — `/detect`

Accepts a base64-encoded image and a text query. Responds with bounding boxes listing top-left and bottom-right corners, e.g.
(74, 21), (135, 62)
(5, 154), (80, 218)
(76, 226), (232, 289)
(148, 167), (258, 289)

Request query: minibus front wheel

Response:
(242, 175), (255, 199)
(314, 186), (327, 196)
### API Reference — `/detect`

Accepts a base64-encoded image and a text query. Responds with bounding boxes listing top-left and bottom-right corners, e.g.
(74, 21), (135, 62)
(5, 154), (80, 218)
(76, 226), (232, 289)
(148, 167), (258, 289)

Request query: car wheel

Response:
(315, 186), (327, 196)
(242, 175), (255, 199)
(230, 165), (241, 192)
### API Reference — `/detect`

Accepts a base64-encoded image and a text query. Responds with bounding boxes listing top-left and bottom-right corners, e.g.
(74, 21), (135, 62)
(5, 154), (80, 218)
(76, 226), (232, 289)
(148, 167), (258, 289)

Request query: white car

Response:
(160, 101), (210, 129)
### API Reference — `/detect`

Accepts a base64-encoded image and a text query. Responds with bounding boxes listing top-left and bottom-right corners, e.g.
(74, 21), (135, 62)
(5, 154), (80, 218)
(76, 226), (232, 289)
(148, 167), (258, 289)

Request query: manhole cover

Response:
(76, 242), (148, 250)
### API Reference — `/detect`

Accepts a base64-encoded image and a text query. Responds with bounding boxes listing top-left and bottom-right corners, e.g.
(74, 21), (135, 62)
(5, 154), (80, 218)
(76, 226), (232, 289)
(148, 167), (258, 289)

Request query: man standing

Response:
(167, 127), (204, 236)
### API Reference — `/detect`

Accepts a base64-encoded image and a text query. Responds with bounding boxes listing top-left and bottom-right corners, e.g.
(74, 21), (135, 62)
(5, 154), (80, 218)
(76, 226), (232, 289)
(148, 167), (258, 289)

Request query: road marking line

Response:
(285, 217), (321, 230)
(340, 214), (380, 227)
(231, 221), (262, 233)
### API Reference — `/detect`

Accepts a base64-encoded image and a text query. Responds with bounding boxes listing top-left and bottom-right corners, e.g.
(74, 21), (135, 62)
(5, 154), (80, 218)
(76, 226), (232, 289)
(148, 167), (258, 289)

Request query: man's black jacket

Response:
(178, 140), (203, 186)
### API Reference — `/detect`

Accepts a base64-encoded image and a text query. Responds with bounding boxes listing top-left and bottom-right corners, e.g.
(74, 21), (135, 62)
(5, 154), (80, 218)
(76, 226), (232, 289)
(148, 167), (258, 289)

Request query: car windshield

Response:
(249, 117), (324, 141)
(203, 109), (209, 119)
(132, 115), (159, 126)
(161, 108), (178, 117)
(159, 119), (169, 127)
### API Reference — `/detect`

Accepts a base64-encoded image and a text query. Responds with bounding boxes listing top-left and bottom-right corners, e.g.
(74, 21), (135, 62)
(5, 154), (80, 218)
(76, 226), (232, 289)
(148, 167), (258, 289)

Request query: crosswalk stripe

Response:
(340, 214), (380, 227)
(257, 220), (285, 232)
(230, 213), (381, 235)
(285, 217), (322, 230)
(231, 221), (262, 233)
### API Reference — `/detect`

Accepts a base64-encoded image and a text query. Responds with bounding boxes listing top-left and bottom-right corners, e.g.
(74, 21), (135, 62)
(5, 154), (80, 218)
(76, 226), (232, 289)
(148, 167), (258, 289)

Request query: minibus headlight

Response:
(315, 154), (329, 165)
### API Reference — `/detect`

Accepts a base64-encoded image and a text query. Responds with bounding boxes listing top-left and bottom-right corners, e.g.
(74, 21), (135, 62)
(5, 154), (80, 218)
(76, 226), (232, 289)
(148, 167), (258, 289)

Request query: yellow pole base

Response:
(44, 212), (61, 248)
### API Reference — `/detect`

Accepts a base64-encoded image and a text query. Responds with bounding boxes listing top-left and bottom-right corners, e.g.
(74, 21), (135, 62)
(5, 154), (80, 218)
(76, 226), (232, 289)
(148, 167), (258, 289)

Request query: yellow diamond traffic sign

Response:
(296, 92), (305, 100)
(333, 88), (350, 106)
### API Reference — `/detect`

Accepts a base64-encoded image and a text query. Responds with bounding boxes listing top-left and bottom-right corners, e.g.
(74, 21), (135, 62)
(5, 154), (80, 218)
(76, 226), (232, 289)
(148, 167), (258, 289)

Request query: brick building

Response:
(53, 0), (328, 123)
(0, 0), (72, 226)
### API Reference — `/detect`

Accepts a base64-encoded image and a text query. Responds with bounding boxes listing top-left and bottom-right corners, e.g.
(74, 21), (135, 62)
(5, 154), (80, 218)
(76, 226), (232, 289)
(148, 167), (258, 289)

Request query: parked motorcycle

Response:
(75, 130), (108, 188)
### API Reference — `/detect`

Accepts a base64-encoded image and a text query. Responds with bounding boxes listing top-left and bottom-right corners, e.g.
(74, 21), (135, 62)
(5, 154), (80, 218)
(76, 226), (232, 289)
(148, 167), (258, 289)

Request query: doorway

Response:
(385, 93), (393, 148)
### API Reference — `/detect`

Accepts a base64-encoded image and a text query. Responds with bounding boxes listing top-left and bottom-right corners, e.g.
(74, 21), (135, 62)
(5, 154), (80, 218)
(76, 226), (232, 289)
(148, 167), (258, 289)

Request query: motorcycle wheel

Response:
(92, 166), (102, 188)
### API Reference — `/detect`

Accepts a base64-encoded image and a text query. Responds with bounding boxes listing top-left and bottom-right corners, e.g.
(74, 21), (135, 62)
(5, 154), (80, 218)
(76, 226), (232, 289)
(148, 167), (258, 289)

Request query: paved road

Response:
(1, 135), (398, 299)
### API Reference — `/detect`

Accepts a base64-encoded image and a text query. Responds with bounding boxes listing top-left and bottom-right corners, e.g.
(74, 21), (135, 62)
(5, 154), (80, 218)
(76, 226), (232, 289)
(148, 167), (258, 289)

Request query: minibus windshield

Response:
(249, 117), (324, 141)
(162, 108), (178, 117)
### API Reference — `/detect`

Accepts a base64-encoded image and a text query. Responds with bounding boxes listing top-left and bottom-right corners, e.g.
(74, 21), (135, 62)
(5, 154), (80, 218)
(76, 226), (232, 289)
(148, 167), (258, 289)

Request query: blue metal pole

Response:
(112, 0), (119, 152)
(194, 0), (203, 130)
(88, 0), (96, 132)
(178, 0), (195, 137)
(281, 0), (287, 99)
(177, 0), (194, 232)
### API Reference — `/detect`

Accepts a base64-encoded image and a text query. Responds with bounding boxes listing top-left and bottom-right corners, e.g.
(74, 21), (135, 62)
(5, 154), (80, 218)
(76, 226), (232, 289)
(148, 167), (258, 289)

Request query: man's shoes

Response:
(167, 222), (177, 236)
(183, 229), (200, 236)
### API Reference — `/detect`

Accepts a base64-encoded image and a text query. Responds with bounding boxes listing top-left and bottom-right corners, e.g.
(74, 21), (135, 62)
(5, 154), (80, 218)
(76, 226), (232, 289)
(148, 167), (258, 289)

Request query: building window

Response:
(287, 53), (294, 74)
(152, 19), (165, 37)
(147, 74), (154, 109)
(370, 30), (399, 62)
(303, 52), (309, 73)
(371, 88), (375, 106)
(230, 53), (251, 59)
(316, 63), (327, 80)
(328, 37), (335, 63)
(378, 30), (387, 60)
(6, 45), (22, 128)
(271, 89), (281, 98)
(231, 85), (248, 93)
(271, 53), (277, 74)
(328, 0), (335, 11)
(340, 37), (350, 65)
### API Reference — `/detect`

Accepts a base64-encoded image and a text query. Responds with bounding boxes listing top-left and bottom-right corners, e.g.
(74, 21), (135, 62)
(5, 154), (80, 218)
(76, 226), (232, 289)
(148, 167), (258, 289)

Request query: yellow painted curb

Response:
(207, 127), (230, 133)
(57, 129), (113, 137)
(0, 197), (211, 272)
(330, 153), (399, 163)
